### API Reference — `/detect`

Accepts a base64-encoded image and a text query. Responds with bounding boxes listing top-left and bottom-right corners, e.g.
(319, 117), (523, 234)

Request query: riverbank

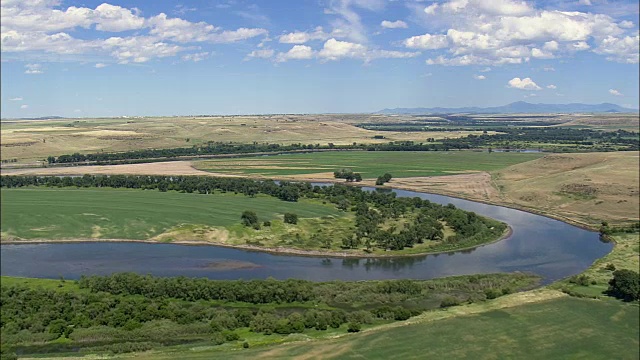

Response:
(0, 225), (512, 259)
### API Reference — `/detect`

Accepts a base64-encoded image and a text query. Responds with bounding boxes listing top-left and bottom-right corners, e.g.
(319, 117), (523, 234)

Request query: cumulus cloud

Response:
(318, 38), (419, 62)
(94, 63), (107, 68)
(507, 77), (542, 90)
(595, 35), (640, 63)
(279, 27), (329, 44)
(381, 20), (407, 29)
(546, 84), (557, 89)
(20, 104), (29, 109)
(24, 63), (43, 74)
(0, 1), (268, 64)
(276, 45), (315, 62)
(9, 97), (23, 101)
(609, 89), (623, 96)
(403, 34), (448, 50)
(406, 0), (639, 65)
(473, 74), (486, 80)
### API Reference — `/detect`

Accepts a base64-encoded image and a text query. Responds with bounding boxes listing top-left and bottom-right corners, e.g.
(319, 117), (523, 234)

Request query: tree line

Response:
(1, 273), (538, 357)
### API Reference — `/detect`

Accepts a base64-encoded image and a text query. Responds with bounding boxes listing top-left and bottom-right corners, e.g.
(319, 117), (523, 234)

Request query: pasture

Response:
(113, 296), (639, 360)
(194, 151), (543, 178)
(0, 115), (488, 163)
(0, 188), (340, 241)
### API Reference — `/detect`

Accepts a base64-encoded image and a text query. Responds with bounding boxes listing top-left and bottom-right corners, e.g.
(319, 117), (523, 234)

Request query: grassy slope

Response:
(0, 188), (340, 240)
(195, 151), (543, 178)
(494, 151), (640, 226)
(553, 233), (640, 298)
(0, 115), (488, 163)
(122, 297), (639, 360)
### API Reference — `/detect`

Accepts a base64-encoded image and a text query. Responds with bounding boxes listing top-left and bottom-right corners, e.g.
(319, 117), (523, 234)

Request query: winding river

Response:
(0, 187), (612, 285)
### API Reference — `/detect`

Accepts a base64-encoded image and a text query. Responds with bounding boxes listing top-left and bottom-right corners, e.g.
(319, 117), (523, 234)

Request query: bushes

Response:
(241, 211), (260, 230)
(607, 270), (640, 301)
(440, 296), (461, 308)
(284, 213), (298, 225)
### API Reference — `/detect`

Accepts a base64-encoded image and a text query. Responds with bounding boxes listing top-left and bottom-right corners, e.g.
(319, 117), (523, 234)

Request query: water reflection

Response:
(1, 188), (612, 285)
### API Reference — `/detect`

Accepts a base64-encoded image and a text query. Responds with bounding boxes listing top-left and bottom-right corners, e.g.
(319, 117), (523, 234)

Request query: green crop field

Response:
(0, 188), (340, 240)
(135, 297), (639, 360)
(194, 151), (543, 178)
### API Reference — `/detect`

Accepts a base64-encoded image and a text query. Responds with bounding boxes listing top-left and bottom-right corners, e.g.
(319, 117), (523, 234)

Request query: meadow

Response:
(86, 296), (639, 360)
(194, 151), (543, 178)
(0, 188), (340, 241)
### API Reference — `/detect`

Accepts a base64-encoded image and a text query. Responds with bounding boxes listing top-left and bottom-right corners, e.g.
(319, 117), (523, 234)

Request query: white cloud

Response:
(9, 97), (23, 101)
(507, 77), (542, 90)
(94, 3), (145, 32)
(326, 0), (385, 43)
(20, 104), (29, 109)
(279, 27), (329, 44)
(479, 67), (492, 72)
(381, 20), (407, 29)
(579, 0), (592, 5)
(473, 74), (486, 80)
(94, 63), (107, 68)
(24, 63), (43, 74)
(207, 28), (268, 43)
(403, 33), (448, 50)
(546, 84), (557, 89)
(246, 48), (274, 59)
(406, 0), (637, 65)
(543, 66), (556, 71)
(609, 89), (623, 96)
(276, 45), (315, 62)
(181, 52), (210, 62)
(0, 1), (268, 64)
(318, 38), (418, 62)
(595, 35), (640, 63)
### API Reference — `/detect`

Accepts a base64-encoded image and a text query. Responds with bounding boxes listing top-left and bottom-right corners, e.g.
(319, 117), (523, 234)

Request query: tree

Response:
(607, 269), (640, 301)
(284, 213), (298, 225)
(241, 211), (260, 230)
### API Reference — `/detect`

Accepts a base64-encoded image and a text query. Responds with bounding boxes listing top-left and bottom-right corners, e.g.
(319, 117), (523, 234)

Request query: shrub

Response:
(440, 296), (461, 308)
(284, 213), (298, 225)
(243, 341), (250, 349)
(347, 322), (361, 333)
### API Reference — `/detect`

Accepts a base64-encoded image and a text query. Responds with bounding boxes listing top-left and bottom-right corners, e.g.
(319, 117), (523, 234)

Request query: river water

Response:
(0, 187), (612, 285)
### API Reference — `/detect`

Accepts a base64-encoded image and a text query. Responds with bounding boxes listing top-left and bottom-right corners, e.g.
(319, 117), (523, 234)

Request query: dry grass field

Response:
(0, 115), (490, 163)
(392, 151), (639, 227)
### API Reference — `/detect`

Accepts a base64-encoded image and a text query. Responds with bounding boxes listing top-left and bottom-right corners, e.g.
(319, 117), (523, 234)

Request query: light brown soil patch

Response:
(390, 172), (500, 201)
(0, 161), (232, 177)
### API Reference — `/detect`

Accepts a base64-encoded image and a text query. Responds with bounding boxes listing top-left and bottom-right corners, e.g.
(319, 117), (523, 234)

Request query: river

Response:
(0, 186), (612, 285)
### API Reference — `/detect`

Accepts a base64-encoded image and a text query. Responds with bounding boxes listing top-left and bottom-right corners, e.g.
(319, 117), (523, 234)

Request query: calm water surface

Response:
(0, 187), (612, 285)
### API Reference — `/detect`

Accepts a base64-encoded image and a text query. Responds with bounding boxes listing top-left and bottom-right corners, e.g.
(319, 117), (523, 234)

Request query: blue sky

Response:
(1, 0), (638, 117)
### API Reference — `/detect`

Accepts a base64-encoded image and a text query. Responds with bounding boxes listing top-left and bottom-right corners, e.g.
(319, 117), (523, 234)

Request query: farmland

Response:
(194, 151), (543, 178)
(0, 115), (490, 164)
(0, 188), (340, 241)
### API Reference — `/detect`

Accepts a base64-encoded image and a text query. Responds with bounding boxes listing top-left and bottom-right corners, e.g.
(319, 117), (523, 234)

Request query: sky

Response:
(1, 0), (639, 118)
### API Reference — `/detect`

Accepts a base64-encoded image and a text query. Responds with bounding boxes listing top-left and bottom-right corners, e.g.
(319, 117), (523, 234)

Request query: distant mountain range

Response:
(377, 102), (639, 115)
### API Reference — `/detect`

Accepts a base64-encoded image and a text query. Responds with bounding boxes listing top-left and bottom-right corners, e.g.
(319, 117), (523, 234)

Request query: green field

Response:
(134, 297), (639, 360)
(0, 188), (340, 240)
(194, 151), (543, 178)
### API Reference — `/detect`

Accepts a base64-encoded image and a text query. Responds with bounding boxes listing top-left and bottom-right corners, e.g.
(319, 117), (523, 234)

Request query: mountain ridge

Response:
(377, 102), (639, 114)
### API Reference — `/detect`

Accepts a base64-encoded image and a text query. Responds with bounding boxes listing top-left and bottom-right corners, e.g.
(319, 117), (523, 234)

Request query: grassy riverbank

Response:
(1, 187), (510, 257)
(0, 273), (540, 358)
